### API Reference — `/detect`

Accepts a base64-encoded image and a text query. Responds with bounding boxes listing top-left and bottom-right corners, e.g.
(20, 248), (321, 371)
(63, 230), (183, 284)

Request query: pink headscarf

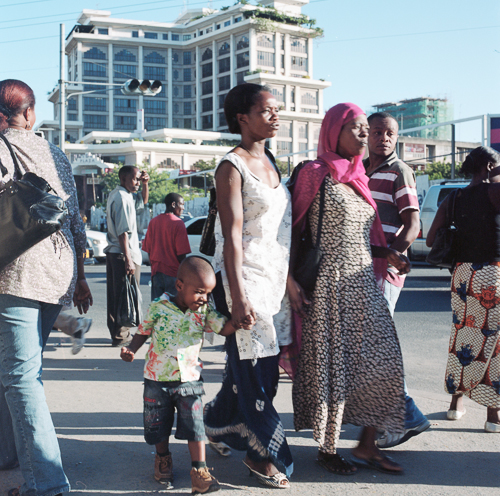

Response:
(292, 102), (388, 288)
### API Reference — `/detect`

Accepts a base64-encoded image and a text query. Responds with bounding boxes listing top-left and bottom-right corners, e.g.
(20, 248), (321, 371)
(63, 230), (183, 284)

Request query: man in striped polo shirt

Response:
(364, 112), (430, 448)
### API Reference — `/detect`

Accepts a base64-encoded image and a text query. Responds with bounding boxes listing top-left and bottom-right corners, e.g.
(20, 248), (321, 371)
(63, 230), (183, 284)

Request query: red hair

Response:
(0, 79), (36, 132)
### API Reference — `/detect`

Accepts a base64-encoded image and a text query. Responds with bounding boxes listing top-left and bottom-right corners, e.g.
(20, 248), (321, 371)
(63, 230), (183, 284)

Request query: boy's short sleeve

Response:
(204, 303), (227, 335)
(136, 302), (157, 336)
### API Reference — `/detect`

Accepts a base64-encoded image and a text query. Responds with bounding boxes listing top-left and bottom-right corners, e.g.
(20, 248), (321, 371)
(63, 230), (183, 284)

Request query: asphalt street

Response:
(1, 263), (499, 496)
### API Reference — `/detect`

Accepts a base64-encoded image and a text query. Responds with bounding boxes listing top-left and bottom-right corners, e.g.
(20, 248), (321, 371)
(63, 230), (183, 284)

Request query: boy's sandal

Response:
(316, 453), (357, 475)
(208, 440), (232, 457)
(242, 460), (290, 489)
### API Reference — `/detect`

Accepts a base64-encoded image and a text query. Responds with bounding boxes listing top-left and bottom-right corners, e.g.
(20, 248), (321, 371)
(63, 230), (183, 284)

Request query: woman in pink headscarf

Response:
(288, 103), (409, 476)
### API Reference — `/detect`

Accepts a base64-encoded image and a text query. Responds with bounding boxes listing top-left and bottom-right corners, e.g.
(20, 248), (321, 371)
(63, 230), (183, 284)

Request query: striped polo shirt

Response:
(364, 152), (419, 286)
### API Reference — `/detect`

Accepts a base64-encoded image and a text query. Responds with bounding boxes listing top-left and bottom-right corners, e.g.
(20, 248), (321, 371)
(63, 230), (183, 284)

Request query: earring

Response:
(25, 121), (31, 130)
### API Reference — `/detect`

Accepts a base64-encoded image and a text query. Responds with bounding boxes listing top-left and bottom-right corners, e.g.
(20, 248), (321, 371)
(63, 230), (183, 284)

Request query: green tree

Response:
(416, 161), (464, 181)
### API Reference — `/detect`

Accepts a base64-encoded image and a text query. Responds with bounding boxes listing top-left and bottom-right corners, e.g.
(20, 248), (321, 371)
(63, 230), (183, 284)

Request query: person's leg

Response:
(107, 254), (132, 345)
(0, 380), (18, 470)
(0, 294), (70, 495)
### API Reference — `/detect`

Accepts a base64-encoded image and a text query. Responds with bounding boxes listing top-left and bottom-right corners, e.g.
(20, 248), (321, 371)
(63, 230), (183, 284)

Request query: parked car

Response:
(410, 181), (469, 260)
(86, 229), (108, 263)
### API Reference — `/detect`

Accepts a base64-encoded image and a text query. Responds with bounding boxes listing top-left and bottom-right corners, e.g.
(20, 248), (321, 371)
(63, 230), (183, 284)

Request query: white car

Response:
(86, 230), (108, 262)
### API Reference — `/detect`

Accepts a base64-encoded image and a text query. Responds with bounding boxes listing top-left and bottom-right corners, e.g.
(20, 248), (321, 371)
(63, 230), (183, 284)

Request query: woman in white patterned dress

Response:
(204, 83), (293, 488)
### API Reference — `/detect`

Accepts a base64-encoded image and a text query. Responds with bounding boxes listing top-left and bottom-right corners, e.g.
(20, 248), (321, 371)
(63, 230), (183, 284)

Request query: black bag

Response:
(199, 187), (217, 256)
(293, 179), (326, 295)
(116, 274), (142, 328)
(426, 189), (459, 268)
(0, 134), (68, 272)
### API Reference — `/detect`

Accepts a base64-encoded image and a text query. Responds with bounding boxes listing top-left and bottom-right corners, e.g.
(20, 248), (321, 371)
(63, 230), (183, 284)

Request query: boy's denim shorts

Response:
(143, 378), (206, 445)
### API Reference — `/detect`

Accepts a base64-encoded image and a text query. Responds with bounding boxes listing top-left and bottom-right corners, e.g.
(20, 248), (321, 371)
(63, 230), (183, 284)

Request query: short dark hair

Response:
(461, 146), (500, 177)
(177, 255), (215, 281)
(164, 192), (183, 212)
(118, 165), (138, 182)
(224, 83), (271, 134)
(367, 112), (398, 125)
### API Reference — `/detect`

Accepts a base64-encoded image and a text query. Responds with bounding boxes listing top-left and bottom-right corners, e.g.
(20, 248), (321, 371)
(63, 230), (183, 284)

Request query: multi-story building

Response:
(38, 0), (329, 166)
(371, 97), (454, 140)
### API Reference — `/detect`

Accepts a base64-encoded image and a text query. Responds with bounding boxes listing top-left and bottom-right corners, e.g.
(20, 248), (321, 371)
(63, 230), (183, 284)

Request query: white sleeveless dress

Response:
(213, 152), (292, 360)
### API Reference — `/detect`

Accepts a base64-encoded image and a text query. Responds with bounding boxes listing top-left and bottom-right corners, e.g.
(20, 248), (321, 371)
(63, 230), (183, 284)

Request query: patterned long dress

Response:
(446, 262), (500, 407)
(293, 176), (405, 454)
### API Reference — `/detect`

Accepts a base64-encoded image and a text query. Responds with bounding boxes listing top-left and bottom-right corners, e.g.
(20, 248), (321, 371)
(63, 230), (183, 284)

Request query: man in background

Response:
(142, 193), (191, 300)
(364, 112), (430, 448)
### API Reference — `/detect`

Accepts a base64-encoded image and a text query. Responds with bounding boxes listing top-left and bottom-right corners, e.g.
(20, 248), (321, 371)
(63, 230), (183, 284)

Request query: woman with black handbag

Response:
(427, 146), (500, 433)
(0, 79), (92, 496)
(288, 103), (410, 476)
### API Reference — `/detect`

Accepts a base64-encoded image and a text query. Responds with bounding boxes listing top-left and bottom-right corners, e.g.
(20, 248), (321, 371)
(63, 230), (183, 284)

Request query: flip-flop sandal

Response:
(316, 453), (357, 475)
(208, 440), (232, 457)
(351, 455), (404, 475)
(242, 460), (290, 489)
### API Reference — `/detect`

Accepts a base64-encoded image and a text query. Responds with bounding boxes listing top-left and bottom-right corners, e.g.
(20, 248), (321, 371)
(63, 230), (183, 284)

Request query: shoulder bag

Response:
(426, 189), (459, 268)
(199, 187), (217, 256)
(0, 133), (68, 271)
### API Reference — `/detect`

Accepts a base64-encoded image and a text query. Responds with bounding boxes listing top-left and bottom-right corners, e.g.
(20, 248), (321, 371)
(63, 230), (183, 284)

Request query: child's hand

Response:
(240, 314), (256, 329)
(120, 347), (135, 362)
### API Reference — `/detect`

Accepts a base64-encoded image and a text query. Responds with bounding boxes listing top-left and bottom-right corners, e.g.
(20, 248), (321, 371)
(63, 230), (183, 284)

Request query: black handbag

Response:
(199, 187), (217, 256)
(426, 189), (459, 268)
(293, 179), (326, 295)
(0, 134), (68, 272)
(116, 274), (142, 328)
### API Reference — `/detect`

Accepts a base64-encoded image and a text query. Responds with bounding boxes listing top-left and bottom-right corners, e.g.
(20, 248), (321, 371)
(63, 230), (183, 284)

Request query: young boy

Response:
(120, 256), (239, 494)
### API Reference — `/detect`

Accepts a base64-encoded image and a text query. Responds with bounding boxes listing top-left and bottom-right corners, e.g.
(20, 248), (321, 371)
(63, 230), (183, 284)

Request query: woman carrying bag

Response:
(0, 79), (92, 496)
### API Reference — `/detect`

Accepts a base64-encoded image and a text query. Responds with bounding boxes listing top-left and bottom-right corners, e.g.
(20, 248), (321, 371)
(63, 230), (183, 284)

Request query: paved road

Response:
(2, 264), (499, 495)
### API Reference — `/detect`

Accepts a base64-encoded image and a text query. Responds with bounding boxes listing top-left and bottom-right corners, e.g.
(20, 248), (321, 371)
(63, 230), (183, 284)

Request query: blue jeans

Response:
(383, 281), (428, 430)
(0, 294), (70, 496)
(151, 272), (177, 301)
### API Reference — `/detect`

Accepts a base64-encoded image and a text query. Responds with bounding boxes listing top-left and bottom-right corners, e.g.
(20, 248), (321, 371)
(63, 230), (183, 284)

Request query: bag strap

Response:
(314, 179), (326, 247)
(0, 133), (24, 179)
(448, 189), (458, 227)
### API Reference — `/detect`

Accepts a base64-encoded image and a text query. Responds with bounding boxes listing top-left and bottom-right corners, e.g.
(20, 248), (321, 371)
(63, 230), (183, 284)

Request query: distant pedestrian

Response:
(364, 112), (430, 448)
(104, 166), (148, 346)
(289, 103), (408, 476)
(427, 146), (500, 433)
(120, 257), (239, 493)
(141, 193), (191, 300)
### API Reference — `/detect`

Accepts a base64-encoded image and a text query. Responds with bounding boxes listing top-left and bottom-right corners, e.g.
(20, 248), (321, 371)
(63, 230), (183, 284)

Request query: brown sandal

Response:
(316, 452), (357, 475)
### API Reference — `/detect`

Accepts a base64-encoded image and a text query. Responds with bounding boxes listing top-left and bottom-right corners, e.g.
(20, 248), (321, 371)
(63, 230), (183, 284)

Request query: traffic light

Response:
(121, 79), (162, 96)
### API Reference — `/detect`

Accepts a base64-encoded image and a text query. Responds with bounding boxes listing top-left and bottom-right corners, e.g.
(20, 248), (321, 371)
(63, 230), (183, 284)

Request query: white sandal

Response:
(243, 460), (290, 489)
(208, 440), (232, 457)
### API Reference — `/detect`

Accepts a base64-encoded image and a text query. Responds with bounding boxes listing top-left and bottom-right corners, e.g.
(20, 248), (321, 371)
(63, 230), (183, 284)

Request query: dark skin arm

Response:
(118, 232), (135, 275)
(426, 195), (451, 247)
(371, 245), (411, 275)
(140, 171), (150, 204)
(120, 333), (148, 362)
(216, 160), (256, 329)
(73, 256), (93, 314)
(389, 209), (420, 253)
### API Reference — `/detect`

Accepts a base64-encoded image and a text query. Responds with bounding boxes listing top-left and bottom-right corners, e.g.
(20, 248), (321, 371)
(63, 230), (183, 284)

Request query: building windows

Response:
(218, 75), (230, 91)
(172, 33), (180, 41)
(83, 48), (106, 60)
(237, 35), (249, 50)
(298, 122), (308, 139)
(300, 108), (319, 113)
(84, 114), (107, 129)
(236, 72), (246, 85)
(145, 117), (166, 130)
(144, 66), (165, 79)
(218, 93), (227, 109)
(257, 51), (274, 67)
(83, 81), (106, 93)
(301, 90), (317, 105)
(202, 48), (212, 61)
(277, 121), (291, 138)
(114, 99), (137, 113)
(218, 41), (230, 55)
(83, 62), (106, 77)
(183, 51), (192, 65)
(162, 33), (168, 40)
(206, 26), (213, 34)
(132, 31), (138, 38)
(114, 64), (136, 79)
(237, 52), (249, 68)
(144, 51), (165, 64)
(67, 113), (78, 121)
(234, 16), (242, 23)
(183, 85), (192, 98)
(84, 97), (107, 112)
(183, 34), (192, 41)
(114, 115), (136, 130)
(173, 103), (179, 114)
(144, 32), (158, 39)
(98, 28), (109, 35)
(115, 49), (136, 62)
(290, 37), (307, 53)
(67, 98), (77, 111)
(202, 63), (213, 78)
(183, 102), (192, 115)
(277, 141), (292, 154)
(219, 112), (226, 127)
(202, 115), (213, 129)
(257, 34), (274, 48)
(184, 119), (192, 129)
(172, 52), (179, 63)
(182, 68), (191, 81)
(202, 97), (213, 112)
(270, 85), (284, 103)
(173, 70), (179, 80)
(224, 20), (230, 27)
(144, 100), (166, 114)
(218, 57), (230, 74)
(173, 86), (180, 97)
(202, 80), (213, 95)
(291, 56), (307, 71)
(216, 24), (221, 30)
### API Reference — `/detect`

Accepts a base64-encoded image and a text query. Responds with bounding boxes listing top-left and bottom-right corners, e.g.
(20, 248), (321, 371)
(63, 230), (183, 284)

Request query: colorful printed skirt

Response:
(445, 262), (500, 408)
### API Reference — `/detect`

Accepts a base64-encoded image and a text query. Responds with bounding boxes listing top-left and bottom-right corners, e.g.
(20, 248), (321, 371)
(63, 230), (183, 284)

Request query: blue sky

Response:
(1, 0), (498, 142)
